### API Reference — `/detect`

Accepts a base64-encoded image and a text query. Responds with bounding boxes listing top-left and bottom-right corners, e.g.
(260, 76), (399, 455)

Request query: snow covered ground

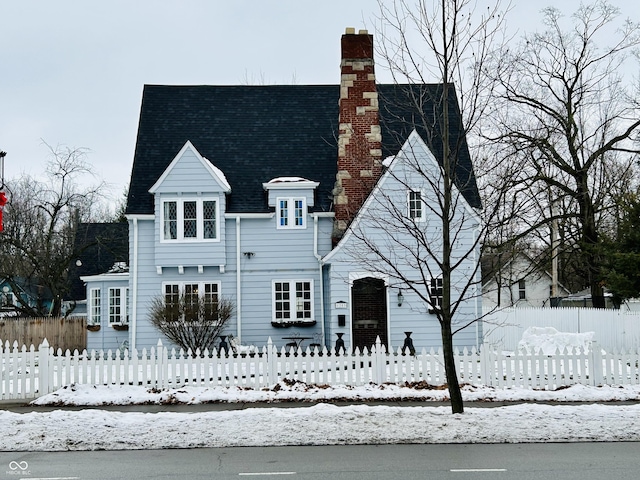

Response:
(1, 382), (639, 451)
(1, 329), (638, 452)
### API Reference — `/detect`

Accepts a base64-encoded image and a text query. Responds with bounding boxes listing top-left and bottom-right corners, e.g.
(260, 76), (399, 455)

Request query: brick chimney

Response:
(333, 28), (382, 242)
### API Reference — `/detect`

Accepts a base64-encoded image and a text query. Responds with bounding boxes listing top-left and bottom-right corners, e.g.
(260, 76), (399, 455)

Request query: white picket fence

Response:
(483, 307), (640, 352)
(2, 337), (639, 401)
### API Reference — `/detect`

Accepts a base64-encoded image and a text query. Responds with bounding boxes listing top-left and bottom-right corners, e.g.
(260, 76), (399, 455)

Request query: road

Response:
(2, 443), (639, 479)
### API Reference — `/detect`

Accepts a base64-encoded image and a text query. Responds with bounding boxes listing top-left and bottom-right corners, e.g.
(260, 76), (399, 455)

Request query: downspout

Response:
(131, 217), (139, 351)
(236, 216), (242, 342)
(313, 215), (326, 344)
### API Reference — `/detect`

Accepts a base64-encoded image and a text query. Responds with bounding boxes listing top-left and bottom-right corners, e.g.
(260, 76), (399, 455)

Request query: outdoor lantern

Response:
(397, 289), (404, 307)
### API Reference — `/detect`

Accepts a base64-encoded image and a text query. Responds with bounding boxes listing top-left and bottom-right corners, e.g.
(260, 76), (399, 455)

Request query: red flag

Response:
(0, 191), (6, 232)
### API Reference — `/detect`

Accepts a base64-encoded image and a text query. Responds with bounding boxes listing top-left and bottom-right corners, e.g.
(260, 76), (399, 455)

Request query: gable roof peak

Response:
(149, 140), (231, 194)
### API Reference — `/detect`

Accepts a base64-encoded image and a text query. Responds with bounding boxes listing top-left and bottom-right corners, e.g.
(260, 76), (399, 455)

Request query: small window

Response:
(1, 291), (15, 308)
(273, 280), (314, 323)
(408, 190), (423, 221)
(89, 288), (101, 325)
(518, 279), (526, 300)
(277, 197), (306, 229)
(429, 277), (443, 313)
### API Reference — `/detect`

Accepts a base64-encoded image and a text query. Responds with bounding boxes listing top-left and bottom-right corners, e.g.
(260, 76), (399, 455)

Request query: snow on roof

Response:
(382, 155), (395, 167)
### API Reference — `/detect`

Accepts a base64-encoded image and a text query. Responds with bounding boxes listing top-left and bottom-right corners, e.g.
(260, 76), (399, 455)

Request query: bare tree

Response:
(148, 294), (234, 354)
(355, 0), (510, 414)
(0, 143), (105, 316)
(485, 1), (640, 307)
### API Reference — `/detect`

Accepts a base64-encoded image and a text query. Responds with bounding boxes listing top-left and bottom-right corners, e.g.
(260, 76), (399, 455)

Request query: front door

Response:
(351, 277), (388, 352)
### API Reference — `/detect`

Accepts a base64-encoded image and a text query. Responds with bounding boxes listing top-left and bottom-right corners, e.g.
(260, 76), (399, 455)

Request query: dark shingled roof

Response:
(125, 84), (481, 215)
(68, 222), (129, 301)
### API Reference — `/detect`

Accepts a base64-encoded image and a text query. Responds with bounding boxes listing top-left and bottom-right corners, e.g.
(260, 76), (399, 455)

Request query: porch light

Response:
(397, 289), (404, 307)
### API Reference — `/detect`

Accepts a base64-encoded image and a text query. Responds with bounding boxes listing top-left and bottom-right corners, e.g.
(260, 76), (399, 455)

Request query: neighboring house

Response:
(67, 222), (129, 318)
(482, 251), (571, 311)
(84, 29), (483, 352)
(0, 277), (53, 316)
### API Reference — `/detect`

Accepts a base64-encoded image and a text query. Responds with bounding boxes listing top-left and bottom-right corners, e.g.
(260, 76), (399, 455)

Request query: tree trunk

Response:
(441, 318), (463, 413)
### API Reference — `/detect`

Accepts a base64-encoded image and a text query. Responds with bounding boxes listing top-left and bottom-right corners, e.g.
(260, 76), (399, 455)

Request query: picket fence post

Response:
(38, 339), (50, 395)
(266, 337), (277, 386)
(589, 340), (603, 386)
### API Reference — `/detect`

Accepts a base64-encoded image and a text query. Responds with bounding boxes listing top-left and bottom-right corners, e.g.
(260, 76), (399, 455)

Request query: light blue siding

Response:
(84, 276), (130, 353)
(323, 132), (482, 351)
(129, 213), (334, 351)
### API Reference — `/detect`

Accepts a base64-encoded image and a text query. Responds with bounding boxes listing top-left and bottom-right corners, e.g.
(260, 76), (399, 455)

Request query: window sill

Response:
(271, 320), (317, 328)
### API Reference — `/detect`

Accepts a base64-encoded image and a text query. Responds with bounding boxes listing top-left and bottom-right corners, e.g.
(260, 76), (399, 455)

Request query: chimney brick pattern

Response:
(333, 28), (382, 241)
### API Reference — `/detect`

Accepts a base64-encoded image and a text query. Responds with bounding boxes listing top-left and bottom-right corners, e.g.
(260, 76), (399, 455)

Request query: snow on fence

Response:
(483, 307), (640, 352)
(2, 337), (639, 401)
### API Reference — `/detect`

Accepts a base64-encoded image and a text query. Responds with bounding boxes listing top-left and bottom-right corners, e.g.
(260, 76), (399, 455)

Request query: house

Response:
(84, 28), (483, 353)
(67, 222), (129, 318)
(482, 251), (571, 311)
(0, 277), (54, 317)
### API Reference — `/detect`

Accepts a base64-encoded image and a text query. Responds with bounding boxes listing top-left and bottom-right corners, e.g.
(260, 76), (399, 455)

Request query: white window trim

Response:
(108, 287), (129, 325)
(161, 281), (223, 321)
(407, 189), (425, 222)
(271, 279), (314, 324)
(160, 196), (221, 243)
(429, 277), (443, 314)
(276, 197), (307, 229)
(89, 288), (101, 325)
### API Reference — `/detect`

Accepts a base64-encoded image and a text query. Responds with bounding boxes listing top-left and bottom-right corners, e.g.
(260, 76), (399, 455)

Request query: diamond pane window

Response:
(164, 201), (177, 239)
(183, 201), (197, 238)
(203, 201), (216, 239)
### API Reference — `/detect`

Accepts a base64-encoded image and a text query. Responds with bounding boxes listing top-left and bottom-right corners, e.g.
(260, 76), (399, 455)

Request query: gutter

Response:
(313, 214), (326, 345)
(236, 216), (242, 342)
(131, 217), (139, 351)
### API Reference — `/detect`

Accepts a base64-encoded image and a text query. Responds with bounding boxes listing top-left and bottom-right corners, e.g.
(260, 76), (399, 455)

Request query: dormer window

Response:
(162, 197), (219, 242)
(277, 198), (306, 229)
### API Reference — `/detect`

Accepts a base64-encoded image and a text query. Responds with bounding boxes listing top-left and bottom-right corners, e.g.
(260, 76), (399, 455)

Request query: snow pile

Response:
(1, 383), (639, 451)
(30, 382), (640, 406)
(518, 326), (594, 354)
(2, 402), (640, 451)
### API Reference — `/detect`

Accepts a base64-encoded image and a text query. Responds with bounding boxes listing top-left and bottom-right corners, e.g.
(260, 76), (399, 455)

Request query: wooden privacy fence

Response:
(0, 316), (86, 352)
(2, 338), (639, 400)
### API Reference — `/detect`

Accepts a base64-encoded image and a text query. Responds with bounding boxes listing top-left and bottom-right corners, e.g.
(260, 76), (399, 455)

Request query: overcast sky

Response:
(1, 0), (637, 205)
